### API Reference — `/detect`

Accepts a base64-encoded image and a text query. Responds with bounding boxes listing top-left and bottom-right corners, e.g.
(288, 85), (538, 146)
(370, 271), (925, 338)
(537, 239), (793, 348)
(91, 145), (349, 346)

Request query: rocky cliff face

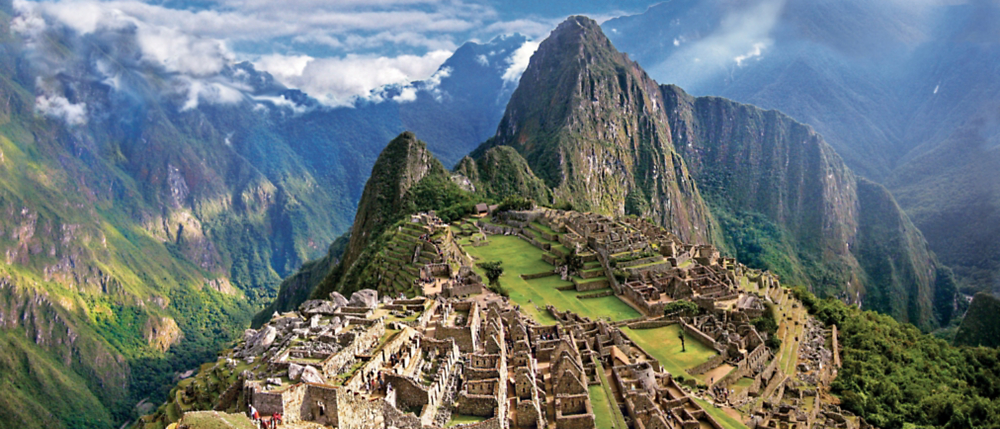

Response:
(461, 15), (948, 329)
(661, 85), (944, 329)
(475, 16), (718, 245)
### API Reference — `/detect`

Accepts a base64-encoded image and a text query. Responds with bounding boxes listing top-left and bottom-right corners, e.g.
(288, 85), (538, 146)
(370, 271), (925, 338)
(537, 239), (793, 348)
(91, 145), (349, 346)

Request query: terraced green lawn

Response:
(693, 397), (749, 429)
(447, 414), (487, 427)
(463, 235), (639, 324)
(624, 325), (717, 382)
(589, 385), (615, 429)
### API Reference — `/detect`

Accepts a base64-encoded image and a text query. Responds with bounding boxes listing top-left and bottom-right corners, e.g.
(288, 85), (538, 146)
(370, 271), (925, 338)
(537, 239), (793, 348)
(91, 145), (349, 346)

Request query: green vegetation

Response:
(691, 397), (748, 429)
(477, 260), (504, 286)
(589, 385), (619, 429)
(463, 234), (639, 323)
(454, 146), (552, 204)
(176, 411), (256, 429)
(446, 414), (487, 427)
(591, 361), (628, 429)
(751, 302), (781, 351)
(497, 195), (535, 212)
(952, 292), (1000, 348)
(624, 325), (717, 382)
(663, 300), (700, 317)
(792, 286), (1000, 429)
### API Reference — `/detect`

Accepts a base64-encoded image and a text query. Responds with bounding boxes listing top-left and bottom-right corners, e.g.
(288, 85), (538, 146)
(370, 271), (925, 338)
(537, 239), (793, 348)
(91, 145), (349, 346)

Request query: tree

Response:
(663, 300), (700, 317)
(497, 196), (534, 212)
(477, 260), (504, 286)
(563, 250), (584, 276)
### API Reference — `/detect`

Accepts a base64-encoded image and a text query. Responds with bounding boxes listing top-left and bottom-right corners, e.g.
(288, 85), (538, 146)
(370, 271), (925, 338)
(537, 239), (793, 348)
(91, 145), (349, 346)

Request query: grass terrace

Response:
(178, 411), (256, 429)
(692, 397), (749, 429)
(462, 234), (639, 324)
(624, 325), (717, 383)
(446, 414), (487, 427)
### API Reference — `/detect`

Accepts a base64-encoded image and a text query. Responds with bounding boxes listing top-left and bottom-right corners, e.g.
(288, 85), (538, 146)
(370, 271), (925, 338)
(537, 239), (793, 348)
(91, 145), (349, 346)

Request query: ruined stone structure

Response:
(176, 208), (859, 429)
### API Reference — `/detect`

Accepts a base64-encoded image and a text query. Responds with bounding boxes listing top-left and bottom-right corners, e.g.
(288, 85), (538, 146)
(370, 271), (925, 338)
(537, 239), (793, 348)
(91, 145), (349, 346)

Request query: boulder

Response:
(289, 363), (305, 381)
(301, 299), (338, 315)
(252, 326), (278, 349)
(349, 289), (379, 308)
(330, 292), (350, 308)
(300, 365), (324, 385)
(242, 329), (257, 343)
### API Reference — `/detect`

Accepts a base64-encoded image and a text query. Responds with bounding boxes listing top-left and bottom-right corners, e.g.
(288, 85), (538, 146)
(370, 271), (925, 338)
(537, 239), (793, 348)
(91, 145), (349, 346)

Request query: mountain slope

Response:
(604, 0), (1000, 294)
(475, 16), (719, 245)
(464, 16), (947, 329)
(454, 146), (552, 203)
(662, 85), (945, 329)
(0, 3), (528, 426)
(953, 292), (1000, 348)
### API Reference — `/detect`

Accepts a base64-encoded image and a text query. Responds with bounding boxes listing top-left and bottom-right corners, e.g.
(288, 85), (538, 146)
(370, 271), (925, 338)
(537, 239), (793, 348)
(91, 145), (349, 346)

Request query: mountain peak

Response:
(476, 15), (716, 244)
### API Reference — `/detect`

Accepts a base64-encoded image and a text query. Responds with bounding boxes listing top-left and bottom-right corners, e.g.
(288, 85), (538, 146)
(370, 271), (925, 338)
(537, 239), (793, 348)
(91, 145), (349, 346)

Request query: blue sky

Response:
(12, 0), (664, 105)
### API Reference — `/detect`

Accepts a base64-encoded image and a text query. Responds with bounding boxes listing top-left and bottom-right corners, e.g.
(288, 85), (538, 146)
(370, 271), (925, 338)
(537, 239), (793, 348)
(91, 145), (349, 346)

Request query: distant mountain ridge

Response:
(273, 16), (952, 333)
(0, 1), (528, 425)
(604, 0), (1000, 295)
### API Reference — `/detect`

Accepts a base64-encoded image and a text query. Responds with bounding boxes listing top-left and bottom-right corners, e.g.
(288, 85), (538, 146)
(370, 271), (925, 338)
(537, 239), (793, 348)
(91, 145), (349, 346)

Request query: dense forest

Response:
(792, 287), (1000, 429)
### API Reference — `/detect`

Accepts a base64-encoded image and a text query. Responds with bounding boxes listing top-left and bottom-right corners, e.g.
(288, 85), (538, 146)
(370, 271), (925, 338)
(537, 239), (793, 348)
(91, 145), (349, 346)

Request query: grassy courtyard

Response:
(446, 414), (487, 427)
(462, 234), (640, 324)
(624, 325), (718, 383)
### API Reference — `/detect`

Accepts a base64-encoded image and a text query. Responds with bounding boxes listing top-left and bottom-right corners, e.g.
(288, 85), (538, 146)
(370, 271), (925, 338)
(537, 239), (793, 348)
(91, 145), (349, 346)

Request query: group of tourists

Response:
(248, 404), (282, 429)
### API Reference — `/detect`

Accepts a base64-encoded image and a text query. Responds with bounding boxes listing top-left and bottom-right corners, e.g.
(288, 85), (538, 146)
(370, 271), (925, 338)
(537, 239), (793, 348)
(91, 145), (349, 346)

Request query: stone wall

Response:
(436, 326), (476, 353)
(680, 321), (719, 351)
(577, 290), (614, 300)
(322, 319), (386, 376)
(687, 352), (727, 377)
(554, 394), (595, 429)
(455, 392), (499, 417)
(336, 391), (384, 429)
(628, 319), (674, 329)
(301, 384), (338, 426)
(382, 399), (422, 429)
(385, 374), (429, 411)
(521, 271), (557, 280)
(249, 384), (287, 416)
(573, 277), (608, 291)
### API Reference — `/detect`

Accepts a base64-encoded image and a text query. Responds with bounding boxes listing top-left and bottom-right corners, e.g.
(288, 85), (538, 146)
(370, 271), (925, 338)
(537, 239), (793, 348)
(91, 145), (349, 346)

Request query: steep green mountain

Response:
(604, 0), (1000, 295)
(793, 286), (1000, 429)
(454, 146), (552, 203)
(954, 292), (1000, 348)
(886, 123), (1000, 296)
(661, 86), (948, 329)
(305, 132), (481, 302)
(276, 15), (948, 330)
(472, 16), (719, 245)
(0, 3), (529, 427)
(465, 16), (948, 329)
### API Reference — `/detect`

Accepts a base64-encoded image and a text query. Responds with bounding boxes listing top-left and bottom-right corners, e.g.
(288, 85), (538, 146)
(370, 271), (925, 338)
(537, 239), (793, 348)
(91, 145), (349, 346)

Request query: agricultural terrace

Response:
(624, 325), (719, 384)
(460, 233), (640, 324)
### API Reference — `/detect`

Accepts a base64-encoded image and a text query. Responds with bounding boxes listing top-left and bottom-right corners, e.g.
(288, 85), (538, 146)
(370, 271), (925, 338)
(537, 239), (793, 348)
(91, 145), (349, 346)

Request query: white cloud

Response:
(501, 40), (540, 83)
(35, 93), (87, 126)
(254, 50), (452, 107)
(650, 0), (786, 89)
(392, 86), (418, 103)
(176, 78), (247, 111)
(12, 0), (560, 111)
(476, 54), (489, 66)
(734, 42), (766, 66)
(137, 25), (234, 76)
